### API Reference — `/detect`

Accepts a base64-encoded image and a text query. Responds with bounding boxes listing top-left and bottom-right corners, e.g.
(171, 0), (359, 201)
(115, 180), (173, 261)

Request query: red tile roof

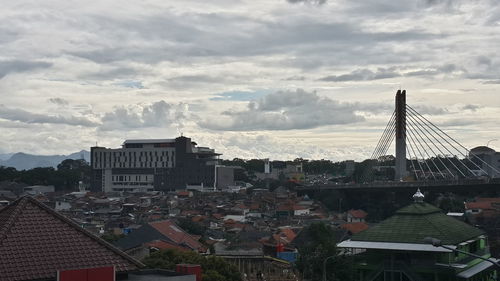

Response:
(348, 209), (368, 219)
(145, 240), (191, 252)
(272, 228), (297, 244)
(341, 222), (369, 234)
(465, 201), (494, 210)
(0, 196), (142, 281)
(149, 220), (205, 252)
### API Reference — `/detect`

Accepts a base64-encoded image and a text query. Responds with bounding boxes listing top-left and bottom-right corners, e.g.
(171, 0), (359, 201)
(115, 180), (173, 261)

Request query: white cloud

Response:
(100, 100), (188, 131)
(0, 0), (499, 160)
(200, 89), (365, 131)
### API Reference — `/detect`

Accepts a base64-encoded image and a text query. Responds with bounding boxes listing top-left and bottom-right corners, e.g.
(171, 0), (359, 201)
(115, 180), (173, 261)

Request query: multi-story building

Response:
(90, 136), (224, 192)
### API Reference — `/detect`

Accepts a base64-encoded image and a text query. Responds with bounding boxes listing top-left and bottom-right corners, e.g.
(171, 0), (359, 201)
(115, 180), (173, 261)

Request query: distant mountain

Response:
(0, 150), (90, 170)
(0, 153), (14, 161)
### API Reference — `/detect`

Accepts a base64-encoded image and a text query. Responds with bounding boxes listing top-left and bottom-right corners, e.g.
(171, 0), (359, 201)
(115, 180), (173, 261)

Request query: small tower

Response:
(413, 188), (424, 203)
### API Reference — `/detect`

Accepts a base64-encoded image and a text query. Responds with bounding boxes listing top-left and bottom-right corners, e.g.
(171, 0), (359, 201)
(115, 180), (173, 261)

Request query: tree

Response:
(143, 249), (241, 281)
(295, 223), (352, 281)
(56, 159), (91, 190)
(176, 218), (206, 236)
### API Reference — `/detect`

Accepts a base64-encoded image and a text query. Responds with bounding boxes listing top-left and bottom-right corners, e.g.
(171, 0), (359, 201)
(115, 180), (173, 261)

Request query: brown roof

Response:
(149, 220), (205, 252)
(465, 201), (494, 210)
(348, 209), (368, 219)
(272, 228), (297, 244)
(341, 222), (369, 234)
(145, 240), (191, 252)
(0, 196), (142, 281)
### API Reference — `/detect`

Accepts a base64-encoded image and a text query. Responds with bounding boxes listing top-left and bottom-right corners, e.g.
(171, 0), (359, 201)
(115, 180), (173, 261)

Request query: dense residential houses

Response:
(3, 148), (500, 281)
(0, 196), (200, 281)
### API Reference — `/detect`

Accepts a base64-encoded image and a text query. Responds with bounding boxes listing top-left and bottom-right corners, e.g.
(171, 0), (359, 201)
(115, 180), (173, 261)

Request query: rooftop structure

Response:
(338, 190), (497, 281)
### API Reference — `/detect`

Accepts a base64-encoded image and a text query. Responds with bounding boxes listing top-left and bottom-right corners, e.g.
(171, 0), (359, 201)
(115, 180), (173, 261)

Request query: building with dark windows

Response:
(90, 136), (227, 192)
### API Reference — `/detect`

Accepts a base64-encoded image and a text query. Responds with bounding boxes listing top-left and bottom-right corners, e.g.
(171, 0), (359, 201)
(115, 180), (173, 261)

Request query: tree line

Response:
(0, 159), (90, 191)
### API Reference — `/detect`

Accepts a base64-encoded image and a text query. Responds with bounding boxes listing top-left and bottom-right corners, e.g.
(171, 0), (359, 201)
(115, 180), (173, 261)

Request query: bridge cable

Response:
(405, 112), (458, 178)
(405, 113), (451, 179)
(363, 113), (396, 182)
(405, 120), (436, 180)
(407, 107), (485, 177)
(406, 120), (444, 179)
(405, 121), (427, 180)
(407, 105), (500, 175)
(406, 144), (420, 181)
(371, 111), (396, 160)
(376, 119), (396, 160)
(406, 106), (485, 175)
(406, 110), (468, 177)
(371, 118), (396, 181)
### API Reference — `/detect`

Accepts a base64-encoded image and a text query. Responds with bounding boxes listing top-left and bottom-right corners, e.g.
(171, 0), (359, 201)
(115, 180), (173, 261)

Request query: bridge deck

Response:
(295, 178), (500, 191)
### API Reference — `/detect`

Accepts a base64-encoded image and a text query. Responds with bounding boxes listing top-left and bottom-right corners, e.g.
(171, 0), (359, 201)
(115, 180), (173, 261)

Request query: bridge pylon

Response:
(395, 90), (407, 181)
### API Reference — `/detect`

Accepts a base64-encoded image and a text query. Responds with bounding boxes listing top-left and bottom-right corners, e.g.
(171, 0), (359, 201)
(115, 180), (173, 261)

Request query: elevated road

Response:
(294, 178), (500, 193)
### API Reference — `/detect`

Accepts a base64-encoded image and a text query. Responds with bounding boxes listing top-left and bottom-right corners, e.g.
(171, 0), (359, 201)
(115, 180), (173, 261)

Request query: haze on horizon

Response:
(0, 0), (499, 161)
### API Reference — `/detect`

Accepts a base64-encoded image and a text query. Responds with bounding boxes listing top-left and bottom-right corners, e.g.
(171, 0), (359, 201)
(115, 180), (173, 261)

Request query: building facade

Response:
(91, 136), (223, 192)
(469, 146), (500, 178)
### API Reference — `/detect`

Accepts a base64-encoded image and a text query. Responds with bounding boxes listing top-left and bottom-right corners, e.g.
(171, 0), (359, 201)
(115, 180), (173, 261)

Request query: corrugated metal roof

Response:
(457, 259), (498, 278)
(337, 240), (455, 252)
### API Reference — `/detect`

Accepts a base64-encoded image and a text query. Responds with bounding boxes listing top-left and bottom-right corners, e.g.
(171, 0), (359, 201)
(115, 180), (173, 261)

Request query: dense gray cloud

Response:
(482, 80), (500, 84)
(0, 0), (499, 159)
(461, 104), (481, 112)
(287, 0), (327, 5)
(100, 101), (188, 131)
(319, 64), (461, 82)
(48, 98), (69, 106)
(200, 89), (365, 131)
(67, 10), (440, 70)
(0, 105), (97, 127)
(319, 68), (401, 82)
(0, 60), (52, 79)
(410, 105), (448, 115)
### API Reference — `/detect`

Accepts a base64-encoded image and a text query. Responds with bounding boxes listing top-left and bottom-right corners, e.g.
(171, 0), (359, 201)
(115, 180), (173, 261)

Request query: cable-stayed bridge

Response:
(296, 90), (500, 192)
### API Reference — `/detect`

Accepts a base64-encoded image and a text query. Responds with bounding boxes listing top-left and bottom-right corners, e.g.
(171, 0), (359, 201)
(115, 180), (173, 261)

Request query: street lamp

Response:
(323, 255), (336, 281)
(423, 237), (500, 281)
(487, 139), (498, 147)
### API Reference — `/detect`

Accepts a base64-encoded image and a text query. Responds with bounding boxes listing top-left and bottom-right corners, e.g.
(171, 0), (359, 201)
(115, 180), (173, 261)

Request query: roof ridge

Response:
(8, 196), (144, 268)
(422, 213), (448, 240)
(0, 197), (29, 245)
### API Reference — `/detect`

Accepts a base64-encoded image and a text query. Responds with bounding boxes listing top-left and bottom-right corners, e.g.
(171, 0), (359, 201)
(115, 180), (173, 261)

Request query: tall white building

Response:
(91, 136), (225, 192)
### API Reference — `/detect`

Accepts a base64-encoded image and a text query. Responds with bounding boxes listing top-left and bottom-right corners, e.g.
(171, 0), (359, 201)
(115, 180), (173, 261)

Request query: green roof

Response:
(351, 202), (484, 245)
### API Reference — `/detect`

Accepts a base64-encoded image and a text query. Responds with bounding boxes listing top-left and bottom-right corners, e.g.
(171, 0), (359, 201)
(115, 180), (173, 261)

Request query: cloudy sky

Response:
(1, 0), (499, 161)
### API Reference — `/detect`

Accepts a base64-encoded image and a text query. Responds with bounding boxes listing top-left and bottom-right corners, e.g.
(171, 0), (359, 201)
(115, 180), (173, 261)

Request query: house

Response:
(115, 219), (206, 259)
(347, 209), (368, 223)
(338, 190), (497, 281)
(0, 196), (142, 281)
(465, 198), (500, 215)
(341, 222), (369, 235)
(293, 205), (310, 216)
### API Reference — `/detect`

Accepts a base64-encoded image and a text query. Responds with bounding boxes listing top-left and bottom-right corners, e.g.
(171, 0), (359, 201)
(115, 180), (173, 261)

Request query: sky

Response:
(0, 0), (499, 161)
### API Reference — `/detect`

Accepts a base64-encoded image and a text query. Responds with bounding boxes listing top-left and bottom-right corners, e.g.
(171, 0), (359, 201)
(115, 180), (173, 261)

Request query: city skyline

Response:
(1, 0), (499, 161)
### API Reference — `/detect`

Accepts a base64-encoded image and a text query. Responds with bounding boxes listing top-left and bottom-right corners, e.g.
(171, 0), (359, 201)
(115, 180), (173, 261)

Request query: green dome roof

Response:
(351, 202), (484, 245)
